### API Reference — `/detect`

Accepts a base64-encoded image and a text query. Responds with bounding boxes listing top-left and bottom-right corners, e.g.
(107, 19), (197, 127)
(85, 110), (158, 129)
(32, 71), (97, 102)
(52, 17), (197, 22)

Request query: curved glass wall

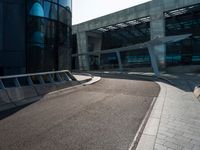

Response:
(27, 0), (72, 73)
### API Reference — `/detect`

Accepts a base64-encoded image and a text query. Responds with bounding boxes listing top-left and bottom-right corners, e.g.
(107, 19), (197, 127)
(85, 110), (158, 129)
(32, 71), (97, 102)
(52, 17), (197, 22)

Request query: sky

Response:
(72, 0), (151, 25)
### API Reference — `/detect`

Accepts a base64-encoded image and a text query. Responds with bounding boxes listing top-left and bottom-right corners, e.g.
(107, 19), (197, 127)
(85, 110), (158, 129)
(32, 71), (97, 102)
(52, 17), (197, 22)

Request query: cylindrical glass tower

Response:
(26, 0), (72, 73)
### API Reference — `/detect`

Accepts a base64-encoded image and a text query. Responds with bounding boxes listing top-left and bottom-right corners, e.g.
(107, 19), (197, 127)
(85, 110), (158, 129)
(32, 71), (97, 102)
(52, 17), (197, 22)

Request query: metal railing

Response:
(0, 70), (77, 89)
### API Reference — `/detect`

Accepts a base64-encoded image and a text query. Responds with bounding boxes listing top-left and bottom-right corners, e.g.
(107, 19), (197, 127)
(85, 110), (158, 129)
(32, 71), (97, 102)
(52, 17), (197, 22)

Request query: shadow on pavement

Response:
(89, 72), (159, 82)
(77, 71), (200, 93)
(0, 103), (34, 120)
(161, 73), (200, 92)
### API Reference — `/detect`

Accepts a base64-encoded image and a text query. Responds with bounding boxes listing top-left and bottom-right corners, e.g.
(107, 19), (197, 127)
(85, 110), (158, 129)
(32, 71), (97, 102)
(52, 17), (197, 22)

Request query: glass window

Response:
(44, 20), (57, 44)
(44, 1), (51, 18)
(44, 1), (58, 20)
(29, 2), (44, 17)
(48, 0), (58, 3)
(59, 6), (68, 24)
(27, 0), (72, 73)
(59, 0), (71, 10)
(32, 31), (45, 47)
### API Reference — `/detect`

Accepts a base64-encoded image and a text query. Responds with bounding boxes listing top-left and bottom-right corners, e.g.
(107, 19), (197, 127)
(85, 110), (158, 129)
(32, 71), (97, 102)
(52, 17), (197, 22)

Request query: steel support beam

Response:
(14, 78), (21, 87)
(116, 52), (123, 71)
(0, 79), (5, 89)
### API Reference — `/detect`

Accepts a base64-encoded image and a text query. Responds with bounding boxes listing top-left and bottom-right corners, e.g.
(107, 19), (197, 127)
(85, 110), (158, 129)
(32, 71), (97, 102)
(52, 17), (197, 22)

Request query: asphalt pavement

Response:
(0, 74), (160, 150)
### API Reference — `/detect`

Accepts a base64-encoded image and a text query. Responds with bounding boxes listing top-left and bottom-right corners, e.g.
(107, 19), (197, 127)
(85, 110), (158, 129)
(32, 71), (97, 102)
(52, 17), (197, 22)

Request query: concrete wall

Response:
(77, 32), (90, 70)
(73, 0), (200, 34)
(0, 0), (26, 75)
(72, 2), (151, 34)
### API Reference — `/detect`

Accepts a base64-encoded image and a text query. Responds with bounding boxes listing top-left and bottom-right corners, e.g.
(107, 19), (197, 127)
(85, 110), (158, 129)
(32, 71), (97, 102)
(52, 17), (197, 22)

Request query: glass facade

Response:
(165, 4), (200, 66)
(98, 18), (151, 70)
(27, 0), (72, 73)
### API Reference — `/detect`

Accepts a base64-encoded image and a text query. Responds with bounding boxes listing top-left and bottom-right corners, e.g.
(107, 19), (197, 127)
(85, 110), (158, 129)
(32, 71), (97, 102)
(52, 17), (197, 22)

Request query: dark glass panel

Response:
(44, 20), (57, 44)
(47, 0), (58, 3)
(44, 1), (58, 20)
(100, 53), (118, 69)
(59, 6), (68, 24)
(59, 0), (71, 10)
(27, 17), (45, 43)
(102, 22), (150, 50)
(27, 44), (45, 73)
(165, 4), (200, 66)
(27, 0), (72, 73)
(29, 2), (44, 17)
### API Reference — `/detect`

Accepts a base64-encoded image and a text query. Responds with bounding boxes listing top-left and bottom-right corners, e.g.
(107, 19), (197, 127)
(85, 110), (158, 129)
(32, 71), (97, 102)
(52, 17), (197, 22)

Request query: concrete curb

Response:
(0, 75), (101, 113)
(136, 82), (167, 150)
(83, 76), (101, 85)
(128, 97), (157, 150)
(45, 76), (101, 98)
(194, 85), (200, 101)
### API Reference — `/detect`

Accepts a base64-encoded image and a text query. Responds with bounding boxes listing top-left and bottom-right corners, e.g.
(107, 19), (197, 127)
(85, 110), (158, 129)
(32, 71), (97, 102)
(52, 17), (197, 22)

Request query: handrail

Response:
(0, 70), (71, 79)
(0, 70), (77, 89)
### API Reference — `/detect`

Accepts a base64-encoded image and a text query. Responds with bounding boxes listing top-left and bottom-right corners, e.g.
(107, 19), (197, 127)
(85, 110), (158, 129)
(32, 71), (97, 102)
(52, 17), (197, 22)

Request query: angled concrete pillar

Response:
(77, 32), (90, 71)
(150, 0), (166, 70)
(116, 52), (123, 71)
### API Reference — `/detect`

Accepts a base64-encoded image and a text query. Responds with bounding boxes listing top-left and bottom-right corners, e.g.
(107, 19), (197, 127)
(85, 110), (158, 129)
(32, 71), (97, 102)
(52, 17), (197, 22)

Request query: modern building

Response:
(0, 0), (72, 76)
(72, 0), (200, 73)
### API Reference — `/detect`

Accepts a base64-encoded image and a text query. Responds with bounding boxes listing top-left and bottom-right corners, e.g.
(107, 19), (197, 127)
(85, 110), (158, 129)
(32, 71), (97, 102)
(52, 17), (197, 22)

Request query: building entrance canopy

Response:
(72, 34), (191, 76)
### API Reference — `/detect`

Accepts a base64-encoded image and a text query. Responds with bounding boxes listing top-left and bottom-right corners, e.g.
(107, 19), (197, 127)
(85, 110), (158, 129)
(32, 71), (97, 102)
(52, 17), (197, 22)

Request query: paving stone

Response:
(164, 141), (182, 150)
(154, 143), (167, 150)
(193, 146), (200, 150)
(157, 133), (167, 140)
(155, 138), (165, 145)
(182, 143), (194, 150)
(190, 139), (200, 147)
(143, 117), (160, 136)
(136, 134), (155, 150)
(137, 76), (200, 150)
(158, 130), (174, 138)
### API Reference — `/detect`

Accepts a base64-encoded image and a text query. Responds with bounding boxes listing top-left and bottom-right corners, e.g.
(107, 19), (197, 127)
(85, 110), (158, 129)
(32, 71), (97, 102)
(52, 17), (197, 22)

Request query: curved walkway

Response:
(137, 77), (200, 150)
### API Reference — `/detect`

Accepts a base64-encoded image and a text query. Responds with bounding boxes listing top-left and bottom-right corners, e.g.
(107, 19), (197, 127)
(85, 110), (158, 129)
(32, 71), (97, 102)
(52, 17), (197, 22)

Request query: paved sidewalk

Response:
(136, 75), (200, 150)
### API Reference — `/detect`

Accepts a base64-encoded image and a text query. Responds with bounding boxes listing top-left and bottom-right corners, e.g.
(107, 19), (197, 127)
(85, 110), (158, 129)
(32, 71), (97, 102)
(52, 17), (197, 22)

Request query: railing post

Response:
(27, 76), (34, 86)
(56, 73), (62, 82)
(14, 78), (21, 87)
(38, 75), (45, 84)
(63, 73), (70, 81)
(0, 79), (5, 89)
(48, 74), (54, 83)
(66, 72), (77, 81)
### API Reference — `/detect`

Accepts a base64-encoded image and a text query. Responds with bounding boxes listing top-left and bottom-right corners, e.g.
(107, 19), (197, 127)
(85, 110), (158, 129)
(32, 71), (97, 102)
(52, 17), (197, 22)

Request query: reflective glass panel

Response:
(44, 1), (58, 20)
(29, 2), (44, 17)
(59, 0), (71, 10)
(59, 6), (68, 24)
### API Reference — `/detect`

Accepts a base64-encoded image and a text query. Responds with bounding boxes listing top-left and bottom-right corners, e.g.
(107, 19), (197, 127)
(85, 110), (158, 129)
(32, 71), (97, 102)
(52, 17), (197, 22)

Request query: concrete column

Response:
(87, 32), (102, 67)
(77, 32), (90, 70)
(150, 0), (166, 70)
